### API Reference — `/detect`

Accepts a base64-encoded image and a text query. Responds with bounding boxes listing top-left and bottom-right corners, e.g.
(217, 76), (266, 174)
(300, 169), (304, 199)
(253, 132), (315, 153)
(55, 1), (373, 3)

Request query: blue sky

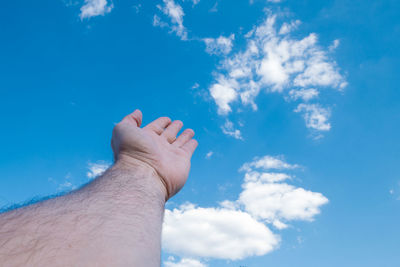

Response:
(0, 0), (399, 266)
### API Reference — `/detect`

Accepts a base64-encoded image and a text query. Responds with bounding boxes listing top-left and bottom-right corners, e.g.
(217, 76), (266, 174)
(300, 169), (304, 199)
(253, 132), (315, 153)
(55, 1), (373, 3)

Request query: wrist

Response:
(113, 154), (169, 201)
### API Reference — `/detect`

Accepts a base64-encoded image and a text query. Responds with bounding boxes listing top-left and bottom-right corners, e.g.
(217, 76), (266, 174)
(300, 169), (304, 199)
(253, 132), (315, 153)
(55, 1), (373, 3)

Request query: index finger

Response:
(182, 139), (198, 156)
(144, 116), (172, 134)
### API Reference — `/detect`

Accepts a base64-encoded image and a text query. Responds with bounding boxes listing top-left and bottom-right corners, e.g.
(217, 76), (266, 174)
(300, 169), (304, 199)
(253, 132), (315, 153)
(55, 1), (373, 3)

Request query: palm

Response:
(111, 110), (198, 199)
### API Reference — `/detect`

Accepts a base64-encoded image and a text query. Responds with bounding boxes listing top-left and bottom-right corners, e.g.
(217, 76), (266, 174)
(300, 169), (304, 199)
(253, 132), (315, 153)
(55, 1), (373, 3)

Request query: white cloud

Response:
(329, 39), (340, 51)
(203, 34), (235, 55)
(272, 219), (288, 230)
(63, 0), (79, 7)
(209, 76), (238, 115)
(155, 0), (188, 40)
(205, 151), (214, 159)
(183, 0), (200, 6)
(153, 14), (168, 28)
(48, 174), (77, 192)
(208, 13), (346, 132)
(162, 155), (328, 261)
(295, 104), (331, 131)
(293, 51), (344, 89)
(244, 171), (291, 183)
(133, 4), (141, 14)
(288, 88), (319, 102)
(87, 161), (111, 179)
(164, 257), (207, 267)
(162, 204), (280, 260)
(58, 181), (76, 191)
(240, 155), (298, 171)
(221, 120), (243, 140)
(237, 156), (328, 227)
(80, 0), (113, 20)
(239, 181), (329, 223)
(279, 20), (301, 35)
(389, 182), (400, 200)
(209, 2), (218, 12)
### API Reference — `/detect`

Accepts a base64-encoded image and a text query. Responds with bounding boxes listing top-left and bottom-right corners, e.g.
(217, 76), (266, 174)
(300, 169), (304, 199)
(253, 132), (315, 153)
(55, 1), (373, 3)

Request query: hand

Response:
(111, 109), (198, 200)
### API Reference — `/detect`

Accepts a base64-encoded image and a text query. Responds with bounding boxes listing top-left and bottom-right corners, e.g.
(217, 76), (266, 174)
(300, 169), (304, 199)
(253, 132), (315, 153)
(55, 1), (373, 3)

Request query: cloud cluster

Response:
(208, 13), (346, 133)
(79, 0), (113, 20)
(81, 2), (345, 137)
(162, 155), (328, 262)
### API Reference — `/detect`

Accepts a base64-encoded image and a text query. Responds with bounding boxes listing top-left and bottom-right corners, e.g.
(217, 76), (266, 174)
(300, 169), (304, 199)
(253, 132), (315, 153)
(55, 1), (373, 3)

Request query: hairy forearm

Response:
(0, 161), (166, 266)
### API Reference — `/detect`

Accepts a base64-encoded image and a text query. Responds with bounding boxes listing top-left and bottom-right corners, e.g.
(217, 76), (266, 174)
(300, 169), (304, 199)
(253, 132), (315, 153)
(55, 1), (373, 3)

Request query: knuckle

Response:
(185, 128), (194, 135)
(167, 136), (176, 143)
(173, 120), (183, 127)
(154, 125), (163, 133)
(161, 117), (171, 123)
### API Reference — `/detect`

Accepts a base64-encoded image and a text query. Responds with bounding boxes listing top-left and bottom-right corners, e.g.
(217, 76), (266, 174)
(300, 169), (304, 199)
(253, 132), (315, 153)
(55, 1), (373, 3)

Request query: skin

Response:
(0, 109), (198, 266)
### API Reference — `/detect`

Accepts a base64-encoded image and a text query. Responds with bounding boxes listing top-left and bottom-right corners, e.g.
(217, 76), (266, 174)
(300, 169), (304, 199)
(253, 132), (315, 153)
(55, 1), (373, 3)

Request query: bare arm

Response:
(0, 109), (198, 266)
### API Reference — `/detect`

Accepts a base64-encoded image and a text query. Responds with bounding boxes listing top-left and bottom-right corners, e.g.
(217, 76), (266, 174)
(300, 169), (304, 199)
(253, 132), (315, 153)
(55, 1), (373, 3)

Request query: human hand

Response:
(111, 109), (198, 200)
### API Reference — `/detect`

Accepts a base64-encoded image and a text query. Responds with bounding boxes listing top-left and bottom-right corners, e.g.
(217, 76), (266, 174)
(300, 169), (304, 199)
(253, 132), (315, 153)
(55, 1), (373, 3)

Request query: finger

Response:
(121, 109), (142, 127)
(161, 120), (183, 143)
(144, 116), (171, 134)
(173, 128), (195, 147)
(182, 139), (198, 156)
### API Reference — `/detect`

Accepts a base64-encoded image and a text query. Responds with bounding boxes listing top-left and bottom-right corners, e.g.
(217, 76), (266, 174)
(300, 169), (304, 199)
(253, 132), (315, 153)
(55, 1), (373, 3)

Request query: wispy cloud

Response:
(203, 34), (235, 55)
(79, 0), (113, 20)
(87, 161), (111, 179)
(209, 1), (218, 13)
(205, 151), (214, 159)
(295, 104), (331, 131)
(240, 155), (299, 171)
(288, 88), (319, 102)
(48, 173), (78, 192)
(221, 119), (243, 140)
(183, 0), (201, 7)
(154, 0), (188, 40)
(329, 39), (340, 51)
(279, 19), (301, 35)
(162, 155), (328, 261)
(251, 0), (283, 4)
(389, 181), (400, 200)
(164, 257), (207, 267)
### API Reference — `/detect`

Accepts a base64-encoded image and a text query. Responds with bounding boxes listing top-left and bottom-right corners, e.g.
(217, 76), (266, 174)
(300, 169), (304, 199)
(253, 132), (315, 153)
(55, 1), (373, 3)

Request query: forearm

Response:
(0, 161), (166, 266)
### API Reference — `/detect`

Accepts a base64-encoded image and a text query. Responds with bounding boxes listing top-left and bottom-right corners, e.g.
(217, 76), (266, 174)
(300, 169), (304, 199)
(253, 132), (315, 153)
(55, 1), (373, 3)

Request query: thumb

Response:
(122, 109), (143, 127)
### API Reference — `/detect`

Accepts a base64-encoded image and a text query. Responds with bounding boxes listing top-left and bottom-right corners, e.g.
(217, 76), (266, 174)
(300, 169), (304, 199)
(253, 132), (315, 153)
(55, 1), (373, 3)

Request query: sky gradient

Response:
(1, 0), (399, 266)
